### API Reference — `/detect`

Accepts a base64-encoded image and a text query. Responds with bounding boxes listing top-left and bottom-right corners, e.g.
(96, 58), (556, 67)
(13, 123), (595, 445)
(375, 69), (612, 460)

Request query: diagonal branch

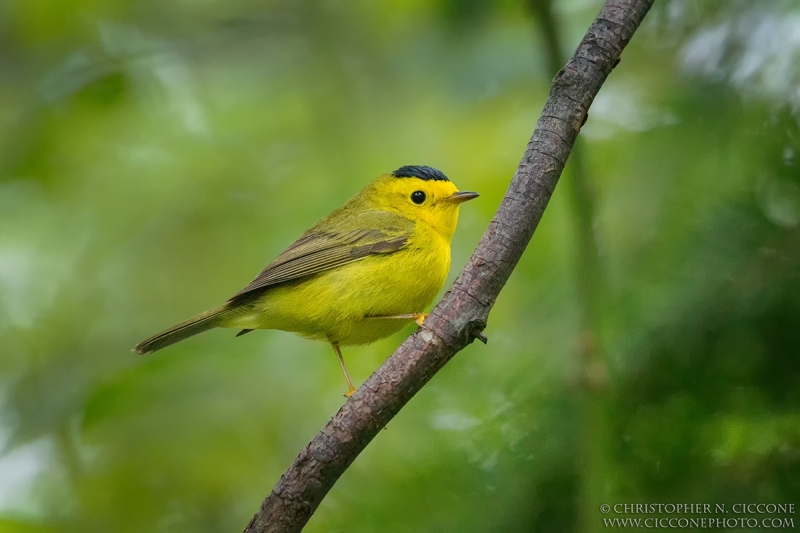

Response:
(244, 1), (655, 531)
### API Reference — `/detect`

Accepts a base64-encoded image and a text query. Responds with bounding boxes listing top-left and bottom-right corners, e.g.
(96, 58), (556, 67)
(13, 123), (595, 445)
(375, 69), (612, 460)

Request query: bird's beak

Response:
(444, 191), (480, 204)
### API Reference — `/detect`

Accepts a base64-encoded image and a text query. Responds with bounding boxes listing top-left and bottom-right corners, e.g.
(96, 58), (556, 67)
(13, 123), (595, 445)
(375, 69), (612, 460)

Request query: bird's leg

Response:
(330, 341), (356, 397)
(366, 313), (429, 327)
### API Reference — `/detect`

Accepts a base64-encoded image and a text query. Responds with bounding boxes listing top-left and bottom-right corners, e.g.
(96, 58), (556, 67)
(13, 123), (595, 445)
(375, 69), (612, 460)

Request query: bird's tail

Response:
(133, 304), (234, 355)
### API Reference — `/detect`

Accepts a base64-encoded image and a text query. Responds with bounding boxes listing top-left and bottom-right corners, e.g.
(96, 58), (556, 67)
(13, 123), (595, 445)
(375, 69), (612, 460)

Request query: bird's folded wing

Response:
(230, 210), (414, 299)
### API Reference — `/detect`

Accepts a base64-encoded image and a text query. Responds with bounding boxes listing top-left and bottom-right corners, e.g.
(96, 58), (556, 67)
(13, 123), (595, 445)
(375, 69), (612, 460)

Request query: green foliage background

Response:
(1, 0), (799, 531)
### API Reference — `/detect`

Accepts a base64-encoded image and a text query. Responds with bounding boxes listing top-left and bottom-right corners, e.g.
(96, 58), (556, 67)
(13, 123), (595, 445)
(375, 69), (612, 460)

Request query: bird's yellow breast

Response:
(237, 221), (451, 345)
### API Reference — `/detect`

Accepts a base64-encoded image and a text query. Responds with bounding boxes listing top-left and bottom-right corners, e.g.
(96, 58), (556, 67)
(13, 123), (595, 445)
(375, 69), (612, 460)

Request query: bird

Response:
(133, 165), (478, 396)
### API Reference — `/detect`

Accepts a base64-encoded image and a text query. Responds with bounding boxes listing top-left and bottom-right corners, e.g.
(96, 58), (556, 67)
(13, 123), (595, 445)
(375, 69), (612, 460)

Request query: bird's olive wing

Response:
(230, 211), (414, 299)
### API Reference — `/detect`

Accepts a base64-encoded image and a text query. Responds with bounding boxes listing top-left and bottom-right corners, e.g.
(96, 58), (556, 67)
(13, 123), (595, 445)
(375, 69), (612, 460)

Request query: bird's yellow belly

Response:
(235, 243), (450, 345)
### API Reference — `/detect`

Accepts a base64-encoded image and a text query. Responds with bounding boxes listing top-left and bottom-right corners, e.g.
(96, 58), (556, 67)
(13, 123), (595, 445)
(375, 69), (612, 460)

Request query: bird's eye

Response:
(410, 191), (426, 205)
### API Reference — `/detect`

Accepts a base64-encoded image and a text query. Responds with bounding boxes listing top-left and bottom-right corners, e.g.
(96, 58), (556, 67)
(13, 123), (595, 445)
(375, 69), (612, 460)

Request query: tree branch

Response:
(244, 1), (655, 531)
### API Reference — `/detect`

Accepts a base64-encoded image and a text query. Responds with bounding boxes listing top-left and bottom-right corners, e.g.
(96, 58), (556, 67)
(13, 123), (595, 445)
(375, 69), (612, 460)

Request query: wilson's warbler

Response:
(133, 165), (478, 395)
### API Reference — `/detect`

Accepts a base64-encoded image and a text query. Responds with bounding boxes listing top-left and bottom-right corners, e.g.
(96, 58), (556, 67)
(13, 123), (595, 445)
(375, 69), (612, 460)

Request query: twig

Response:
(244, 1), (655, 531)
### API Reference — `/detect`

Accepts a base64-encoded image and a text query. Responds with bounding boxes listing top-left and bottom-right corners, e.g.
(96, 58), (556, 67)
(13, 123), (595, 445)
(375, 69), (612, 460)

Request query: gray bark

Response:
(244, 0), (656, 531)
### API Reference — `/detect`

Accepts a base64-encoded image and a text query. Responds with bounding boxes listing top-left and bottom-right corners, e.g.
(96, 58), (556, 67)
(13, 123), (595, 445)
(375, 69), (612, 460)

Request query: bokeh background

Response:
(2, 0), (799, 531)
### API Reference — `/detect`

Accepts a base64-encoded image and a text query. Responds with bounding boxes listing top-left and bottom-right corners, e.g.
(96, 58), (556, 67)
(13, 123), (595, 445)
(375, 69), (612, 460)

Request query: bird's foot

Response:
(343, 385), (357, 398)
(365, 313), (429, 326)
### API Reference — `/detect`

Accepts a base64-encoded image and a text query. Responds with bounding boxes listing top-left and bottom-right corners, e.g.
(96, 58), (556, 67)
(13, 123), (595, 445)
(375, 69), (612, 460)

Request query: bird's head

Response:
(365, 165), (478, 241)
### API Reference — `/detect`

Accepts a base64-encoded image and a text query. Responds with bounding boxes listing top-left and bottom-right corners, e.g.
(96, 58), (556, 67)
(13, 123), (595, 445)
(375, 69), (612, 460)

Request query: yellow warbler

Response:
(133, 165), (478, 395)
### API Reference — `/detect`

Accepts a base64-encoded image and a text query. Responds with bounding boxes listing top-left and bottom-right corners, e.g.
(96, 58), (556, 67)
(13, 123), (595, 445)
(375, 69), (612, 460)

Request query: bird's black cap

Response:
(392, 165), (449, 182)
